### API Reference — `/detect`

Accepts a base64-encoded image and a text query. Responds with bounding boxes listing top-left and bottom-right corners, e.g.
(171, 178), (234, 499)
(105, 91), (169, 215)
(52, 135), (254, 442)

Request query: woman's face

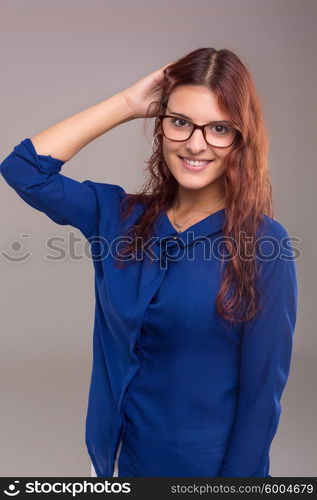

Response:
(162, 85), (234, 192)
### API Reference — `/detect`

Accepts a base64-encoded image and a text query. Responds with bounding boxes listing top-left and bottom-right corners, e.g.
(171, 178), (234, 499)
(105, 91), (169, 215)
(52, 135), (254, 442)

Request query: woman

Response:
(0, 47), (297, 477)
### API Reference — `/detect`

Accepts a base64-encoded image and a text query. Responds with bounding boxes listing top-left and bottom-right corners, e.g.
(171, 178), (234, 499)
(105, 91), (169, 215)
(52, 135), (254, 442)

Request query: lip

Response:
(178, 155), (214, 172)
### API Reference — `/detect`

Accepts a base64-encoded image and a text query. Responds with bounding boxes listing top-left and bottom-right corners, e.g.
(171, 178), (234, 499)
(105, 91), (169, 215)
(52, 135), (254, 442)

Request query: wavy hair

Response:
(115, 47), (274, 325)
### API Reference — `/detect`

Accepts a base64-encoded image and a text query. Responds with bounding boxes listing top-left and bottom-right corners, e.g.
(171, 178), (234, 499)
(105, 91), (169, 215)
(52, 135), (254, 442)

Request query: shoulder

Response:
(82, 181), (147, 230)
(83, 180), (126, 198)
(258, 214), (290, 240)
(82, 180), (127, 211)
(79, 181), (127, 230)
(255, 214), (296, 263)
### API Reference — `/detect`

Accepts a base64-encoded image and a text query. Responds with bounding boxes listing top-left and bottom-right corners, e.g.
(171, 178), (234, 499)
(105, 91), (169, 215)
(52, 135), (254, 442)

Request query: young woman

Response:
(0, 47), (297, 478)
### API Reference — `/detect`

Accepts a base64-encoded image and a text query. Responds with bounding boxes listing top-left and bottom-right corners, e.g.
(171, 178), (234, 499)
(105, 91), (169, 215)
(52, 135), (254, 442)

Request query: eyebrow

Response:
(166, 109), (232, 125)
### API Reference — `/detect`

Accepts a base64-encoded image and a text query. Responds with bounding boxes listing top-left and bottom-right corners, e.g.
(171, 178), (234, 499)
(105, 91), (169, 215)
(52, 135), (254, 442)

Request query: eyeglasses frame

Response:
(158, 114), (239, 149)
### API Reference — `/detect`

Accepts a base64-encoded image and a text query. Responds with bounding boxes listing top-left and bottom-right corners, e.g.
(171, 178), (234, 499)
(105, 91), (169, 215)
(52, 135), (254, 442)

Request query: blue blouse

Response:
(0, 138), (298, 477)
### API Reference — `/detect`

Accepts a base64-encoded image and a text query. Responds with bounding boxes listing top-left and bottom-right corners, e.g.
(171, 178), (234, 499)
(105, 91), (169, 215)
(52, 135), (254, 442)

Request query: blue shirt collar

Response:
(153, 207), (226, 242)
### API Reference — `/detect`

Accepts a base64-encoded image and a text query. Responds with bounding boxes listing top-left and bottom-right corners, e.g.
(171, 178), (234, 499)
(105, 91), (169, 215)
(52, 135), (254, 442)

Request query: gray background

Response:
(0, 0), (316, 477)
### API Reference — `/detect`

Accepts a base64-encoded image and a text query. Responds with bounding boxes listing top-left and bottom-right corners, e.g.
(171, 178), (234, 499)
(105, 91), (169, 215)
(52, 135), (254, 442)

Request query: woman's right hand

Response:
(120, 62), (174, 119)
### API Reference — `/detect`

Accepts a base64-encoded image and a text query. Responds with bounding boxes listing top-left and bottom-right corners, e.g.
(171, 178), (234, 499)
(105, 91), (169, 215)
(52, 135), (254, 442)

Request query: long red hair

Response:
(115, 47), (274, 324)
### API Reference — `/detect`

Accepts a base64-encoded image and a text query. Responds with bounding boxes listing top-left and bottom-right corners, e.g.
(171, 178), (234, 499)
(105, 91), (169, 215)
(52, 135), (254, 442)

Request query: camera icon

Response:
(3, 480), (20, 496)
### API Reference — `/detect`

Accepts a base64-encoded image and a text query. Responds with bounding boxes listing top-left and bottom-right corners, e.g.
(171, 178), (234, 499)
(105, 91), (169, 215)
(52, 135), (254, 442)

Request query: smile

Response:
(178, 156), (214, 172)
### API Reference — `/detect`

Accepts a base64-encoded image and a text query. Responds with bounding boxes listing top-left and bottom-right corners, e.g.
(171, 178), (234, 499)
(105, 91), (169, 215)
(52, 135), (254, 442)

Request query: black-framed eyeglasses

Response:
(158, 114), (239, 148)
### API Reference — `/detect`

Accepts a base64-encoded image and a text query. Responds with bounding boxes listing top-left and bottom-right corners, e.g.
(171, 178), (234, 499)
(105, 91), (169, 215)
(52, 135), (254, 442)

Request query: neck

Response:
(173, 181), (226, 215)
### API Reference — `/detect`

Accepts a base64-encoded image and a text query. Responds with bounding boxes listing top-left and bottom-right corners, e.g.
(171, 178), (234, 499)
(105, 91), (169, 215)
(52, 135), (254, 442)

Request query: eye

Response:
(211, 125), (231, 135)
(171, 118), (189, 127)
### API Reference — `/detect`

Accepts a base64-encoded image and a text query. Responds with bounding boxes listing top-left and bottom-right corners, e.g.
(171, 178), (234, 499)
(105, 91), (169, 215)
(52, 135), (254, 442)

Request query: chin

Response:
(174, 175), (217, 190)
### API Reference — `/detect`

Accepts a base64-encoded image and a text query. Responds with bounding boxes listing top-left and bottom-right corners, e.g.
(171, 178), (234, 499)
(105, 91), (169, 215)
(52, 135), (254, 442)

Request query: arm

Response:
(219, 222), (298, 477)
(0, 92), (133, 239)
(30, 91), (135, 162)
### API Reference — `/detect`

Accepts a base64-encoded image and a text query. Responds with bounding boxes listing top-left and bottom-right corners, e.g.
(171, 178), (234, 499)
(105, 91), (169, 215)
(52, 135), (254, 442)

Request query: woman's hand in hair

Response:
(120, 62), (173, 119)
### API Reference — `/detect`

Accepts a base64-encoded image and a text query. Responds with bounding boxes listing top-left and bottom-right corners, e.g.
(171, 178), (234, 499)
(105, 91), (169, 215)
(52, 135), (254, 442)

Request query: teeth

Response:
(183, 158), (210, 166)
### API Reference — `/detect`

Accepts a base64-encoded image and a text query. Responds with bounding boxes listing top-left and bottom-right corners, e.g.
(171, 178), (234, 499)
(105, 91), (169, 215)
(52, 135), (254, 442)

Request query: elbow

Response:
(0, 158), (20, 190)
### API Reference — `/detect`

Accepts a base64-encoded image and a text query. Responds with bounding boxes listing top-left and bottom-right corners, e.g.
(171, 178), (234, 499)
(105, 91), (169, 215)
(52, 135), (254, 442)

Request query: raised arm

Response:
(30, 92), (135, 162)
(28, 61), (172, 161)
(0, 92), (135, 239)
(0, 63), (171, 238)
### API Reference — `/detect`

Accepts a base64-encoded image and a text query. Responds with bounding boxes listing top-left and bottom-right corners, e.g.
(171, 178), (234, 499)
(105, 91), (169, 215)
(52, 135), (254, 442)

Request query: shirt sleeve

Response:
(218, 221), (298, 477)
(0, 137), (98, 240)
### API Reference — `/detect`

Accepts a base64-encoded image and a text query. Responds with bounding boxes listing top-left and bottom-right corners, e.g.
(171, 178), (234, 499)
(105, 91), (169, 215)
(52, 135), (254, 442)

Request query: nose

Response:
(186, 127), (209, 153)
